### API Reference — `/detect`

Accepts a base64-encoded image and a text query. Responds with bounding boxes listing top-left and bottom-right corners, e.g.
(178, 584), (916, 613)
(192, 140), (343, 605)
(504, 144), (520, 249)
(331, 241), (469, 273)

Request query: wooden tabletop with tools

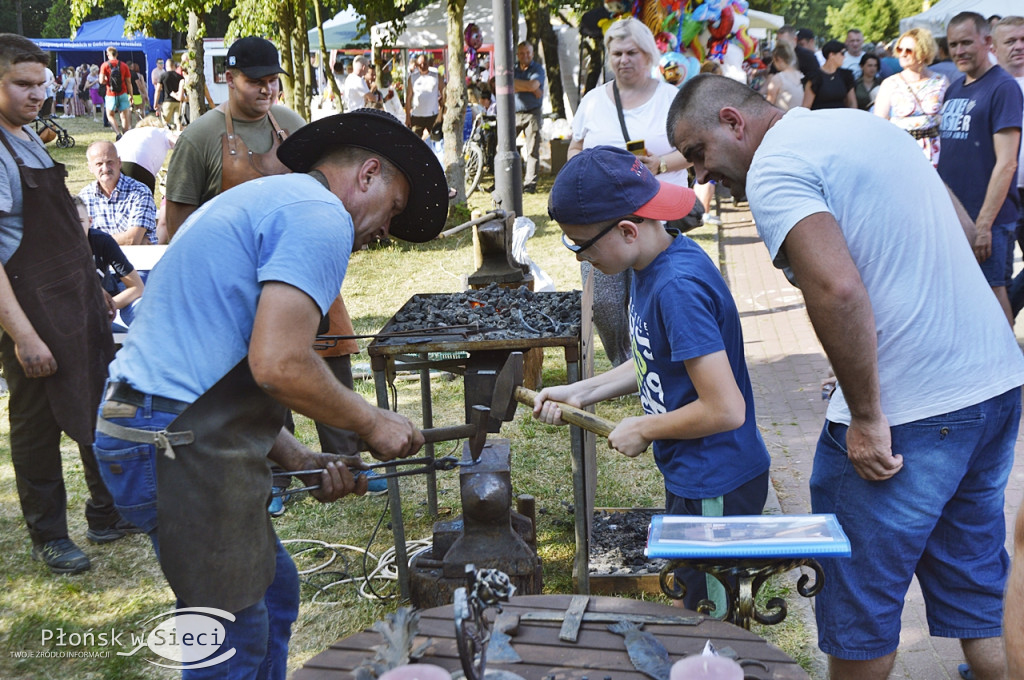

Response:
(292, 594), (810, 680)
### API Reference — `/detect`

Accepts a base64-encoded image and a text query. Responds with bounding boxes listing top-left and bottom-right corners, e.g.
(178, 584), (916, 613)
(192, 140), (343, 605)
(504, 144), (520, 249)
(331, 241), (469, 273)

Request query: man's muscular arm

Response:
(249, 282), (424, 462)
(780, 211), (902, 481)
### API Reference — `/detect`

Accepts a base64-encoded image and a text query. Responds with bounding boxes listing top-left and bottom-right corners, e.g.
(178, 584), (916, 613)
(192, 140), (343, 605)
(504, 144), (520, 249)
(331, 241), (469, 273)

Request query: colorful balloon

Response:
(707, 5), (734, 41)
(655, 31), (679, 52)
(464, 23), (483, 50)
(679, 17), (702, 44)
(734, 25), (757, 59)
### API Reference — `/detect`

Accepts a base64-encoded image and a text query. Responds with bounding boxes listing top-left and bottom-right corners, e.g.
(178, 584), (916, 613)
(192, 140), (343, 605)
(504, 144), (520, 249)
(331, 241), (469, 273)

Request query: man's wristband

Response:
(658, 158), (668, 175)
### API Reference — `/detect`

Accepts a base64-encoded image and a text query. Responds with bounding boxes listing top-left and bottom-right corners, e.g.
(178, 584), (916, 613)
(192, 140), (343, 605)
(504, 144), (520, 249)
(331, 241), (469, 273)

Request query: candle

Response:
(670, 655), (744, 680)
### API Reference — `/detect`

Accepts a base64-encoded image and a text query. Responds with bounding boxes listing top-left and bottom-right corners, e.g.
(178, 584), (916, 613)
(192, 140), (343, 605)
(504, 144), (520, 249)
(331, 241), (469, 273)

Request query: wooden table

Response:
(293, 594), (810, 680)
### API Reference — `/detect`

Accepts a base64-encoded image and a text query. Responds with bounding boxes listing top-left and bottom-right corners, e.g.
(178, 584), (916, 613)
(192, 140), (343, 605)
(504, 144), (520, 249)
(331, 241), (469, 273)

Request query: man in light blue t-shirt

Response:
(94, 109), (449, 679)
(668, 74), (1024, 680)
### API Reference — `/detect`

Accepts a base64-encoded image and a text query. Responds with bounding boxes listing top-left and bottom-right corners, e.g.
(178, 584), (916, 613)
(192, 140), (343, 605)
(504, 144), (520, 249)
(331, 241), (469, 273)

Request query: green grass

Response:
(0, 119), (813, 678)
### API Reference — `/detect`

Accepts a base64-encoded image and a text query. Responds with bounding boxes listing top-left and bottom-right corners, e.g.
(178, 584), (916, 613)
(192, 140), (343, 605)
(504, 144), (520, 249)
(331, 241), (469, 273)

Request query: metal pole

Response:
(492, 0), (522, 217)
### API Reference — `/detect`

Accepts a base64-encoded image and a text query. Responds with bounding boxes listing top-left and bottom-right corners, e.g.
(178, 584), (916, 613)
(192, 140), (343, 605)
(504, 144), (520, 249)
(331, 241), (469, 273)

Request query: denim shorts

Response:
(104, 93), (131, 112)
(978, 221), (1015, 287)
(93, 387), (179, 534)
(810, 388), (1020, 660)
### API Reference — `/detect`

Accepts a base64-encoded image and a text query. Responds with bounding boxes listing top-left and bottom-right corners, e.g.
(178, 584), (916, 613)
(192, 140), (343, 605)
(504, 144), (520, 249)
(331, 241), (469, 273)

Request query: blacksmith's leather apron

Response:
(219, 99), (290, 192)
(0, 132), (113, 442)
(158, 358), (286, 611)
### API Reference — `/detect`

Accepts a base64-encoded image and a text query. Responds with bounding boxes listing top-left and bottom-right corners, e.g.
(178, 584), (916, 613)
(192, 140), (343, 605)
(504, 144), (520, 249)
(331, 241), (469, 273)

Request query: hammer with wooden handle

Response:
(490, 352), (616, 437)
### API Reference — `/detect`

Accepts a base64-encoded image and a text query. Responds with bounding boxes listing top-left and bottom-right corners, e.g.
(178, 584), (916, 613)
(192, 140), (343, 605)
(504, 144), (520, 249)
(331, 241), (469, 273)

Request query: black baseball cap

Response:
(277, 108), (449, 243)
(226, 37), (287, 79)
(796, 28), (815, 41)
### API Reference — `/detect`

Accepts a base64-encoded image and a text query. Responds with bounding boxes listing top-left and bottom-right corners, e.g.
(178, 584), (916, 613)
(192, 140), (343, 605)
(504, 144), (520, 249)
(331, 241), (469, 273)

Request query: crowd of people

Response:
(0, 30), (451, 679)
(2, 8), (1024, 679)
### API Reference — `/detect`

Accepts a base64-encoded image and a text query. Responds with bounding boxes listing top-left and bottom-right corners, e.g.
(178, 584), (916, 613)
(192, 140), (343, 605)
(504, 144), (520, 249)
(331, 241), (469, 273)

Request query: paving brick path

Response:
(718, 201), (1024, 680)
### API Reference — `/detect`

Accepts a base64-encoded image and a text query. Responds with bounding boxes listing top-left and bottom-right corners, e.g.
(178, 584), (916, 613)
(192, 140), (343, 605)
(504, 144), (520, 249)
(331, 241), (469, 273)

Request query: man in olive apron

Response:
(0, 34), (129, 576)
(94, 108), (449, 679)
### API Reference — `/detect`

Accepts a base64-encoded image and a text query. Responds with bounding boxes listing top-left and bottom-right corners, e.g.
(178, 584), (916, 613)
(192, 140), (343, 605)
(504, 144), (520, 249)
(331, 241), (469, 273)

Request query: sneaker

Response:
(702, 214), (723, 226)
(268, 487), (287, 517)
(523, 183), (537, 194)
(357, 469), (388, 496)
(32, 538), (90, 574)
(86, 518), (143, 544)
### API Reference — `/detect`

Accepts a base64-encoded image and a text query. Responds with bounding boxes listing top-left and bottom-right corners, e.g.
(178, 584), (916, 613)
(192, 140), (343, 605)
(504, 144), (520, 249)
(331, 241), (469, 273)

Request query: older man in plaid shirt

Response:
(78, 141), (157, 245)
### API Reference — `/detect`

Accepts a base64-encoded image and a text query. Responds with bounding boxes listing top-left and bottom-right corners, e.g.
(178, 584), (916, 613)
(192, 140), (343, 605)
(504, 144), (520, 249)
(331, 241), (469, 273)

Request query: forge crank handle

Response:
(514, 386), (616, 438)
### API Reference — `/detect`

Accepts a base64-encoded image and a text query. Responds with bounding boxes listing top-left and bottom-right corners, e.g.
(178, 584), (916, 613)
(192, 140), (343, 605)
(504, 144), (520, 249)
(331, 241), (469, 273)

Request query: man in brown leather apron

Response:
(164, 37), (304, 238)
(0, 34), (130, 575)
(94, 108), (449, 679)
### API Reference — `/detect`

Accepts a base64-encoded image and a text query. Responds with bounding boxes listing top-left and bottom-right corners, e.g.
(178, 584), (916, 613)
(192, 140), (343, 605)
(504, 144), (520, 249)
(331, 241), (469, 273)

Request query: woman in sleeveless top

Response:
(765, 42), (805, 112)
(874, 27), (949, 168)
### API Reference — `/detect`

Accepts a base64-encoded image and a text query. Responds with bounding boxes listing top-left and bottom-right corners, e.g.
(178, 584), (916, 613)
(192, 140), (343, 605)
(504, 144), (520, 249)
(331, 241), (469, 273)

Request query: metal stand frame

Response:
(659, 558), (824, 630)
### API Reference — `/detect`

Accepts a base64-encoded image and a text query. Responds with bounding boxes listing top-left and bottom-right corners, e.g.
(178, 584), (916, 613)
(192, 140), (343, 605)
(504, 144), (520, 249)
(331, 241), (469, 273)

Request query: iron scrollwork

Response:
(659, 558), (824, 630)
(453, 564), (517, 680)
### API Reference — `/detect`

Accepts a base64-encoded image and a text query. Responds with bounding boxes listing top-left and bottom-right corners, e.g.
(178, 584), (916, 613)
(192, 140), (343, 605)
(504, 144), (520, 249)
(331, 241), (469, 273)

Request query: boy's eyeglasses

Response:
(561, 217), (643, 254)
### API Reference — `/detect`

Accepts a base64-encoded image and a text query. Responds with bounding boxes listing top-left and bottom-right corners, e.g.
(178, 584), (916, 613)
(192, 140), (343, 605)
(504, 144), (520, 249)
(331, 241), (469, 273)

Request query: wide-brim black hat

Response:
(277, 109), (448, 243)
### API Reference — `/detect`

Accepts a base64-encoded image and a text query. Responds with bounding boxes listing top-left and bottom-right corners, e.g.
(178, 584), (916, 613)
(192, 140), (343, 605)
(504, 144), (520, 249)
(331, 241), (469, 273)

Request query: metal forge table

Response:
(366, 292), (590, 600)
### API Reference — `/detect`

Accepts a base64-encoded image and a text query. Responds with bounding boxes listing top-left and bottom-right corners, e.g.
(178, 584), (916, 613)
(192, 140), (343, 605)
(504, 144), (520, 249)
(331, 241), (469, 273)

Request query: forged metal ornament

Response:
(608, 620), (673, 680)
(658, 558), (824, 630)
(453, 566), (516, 680)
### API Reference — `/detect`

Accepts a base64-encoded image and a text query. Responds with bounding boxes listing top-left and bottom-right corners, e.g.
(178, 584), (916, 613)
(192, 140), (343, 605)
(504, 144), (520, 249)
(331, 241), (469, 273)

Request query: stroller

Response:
(33, 115), (75, 149)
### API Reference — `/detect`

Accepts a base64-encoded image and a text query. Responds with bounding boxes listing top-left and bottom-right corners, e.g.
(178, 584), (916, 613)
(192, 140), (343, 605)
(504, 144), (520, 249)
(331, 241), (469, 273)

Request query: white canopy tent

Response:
(900, 0), (1019, 36)
(748, 9), (785, 31)
(371, 0), (527, 48)
(308, 7), (367, 50)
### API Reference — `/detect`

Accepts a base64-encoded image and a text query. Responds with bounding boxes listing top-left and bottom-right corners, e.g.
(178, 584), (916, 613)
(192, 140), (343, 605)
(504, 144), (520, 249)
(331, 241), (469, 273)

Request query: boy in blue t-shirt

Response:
(537, 145), (771, 613)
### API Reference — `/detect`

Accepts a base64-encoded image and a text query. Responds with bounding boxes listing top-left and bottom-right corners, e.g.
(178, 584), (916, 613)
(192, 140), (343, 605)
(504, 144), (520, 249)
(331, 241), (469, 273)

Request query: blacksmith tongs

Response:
(271, 455), (473, 497)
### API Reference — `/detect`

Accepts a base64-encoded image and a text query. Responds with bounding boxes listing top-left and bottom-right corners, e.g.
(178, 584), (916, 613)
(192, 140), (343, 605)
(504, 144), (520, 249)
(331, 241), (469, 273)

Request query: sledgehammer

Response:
(490, 352), (616, 437)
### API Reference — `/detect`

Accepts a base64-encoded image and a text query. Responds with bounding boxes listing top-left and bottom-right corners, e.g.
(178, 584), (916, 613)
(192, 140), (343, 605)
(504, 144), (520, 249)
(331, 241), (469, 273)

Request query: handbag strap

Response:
(612, 81), (632, 145)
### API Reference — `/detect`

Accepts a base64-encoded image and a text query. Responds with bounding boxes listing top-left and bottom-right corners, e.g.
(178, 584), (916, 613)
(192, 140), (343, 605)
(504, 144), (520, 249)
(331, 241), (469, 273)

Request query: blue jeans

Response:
(94, 388), (300, 679)
(180, 539), (299, 680)
(810, 388), (1020, 660)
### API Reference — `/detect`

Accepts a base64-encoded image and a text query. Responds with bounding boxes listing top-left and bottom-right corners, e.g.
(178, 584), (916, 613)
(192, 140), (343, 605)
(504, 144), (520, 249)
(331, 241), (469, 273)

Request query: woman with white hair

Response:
(567, 16), (689, 367)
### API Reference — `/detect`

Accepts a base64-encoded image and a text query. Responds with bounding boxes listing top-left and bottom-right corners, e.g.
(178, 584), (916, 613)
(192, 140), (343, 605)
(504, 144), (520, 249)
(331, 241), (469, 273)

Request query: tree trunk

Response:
(185, 11), (208, 123)
(15, 0), (23, 35)
(313, 0), (343, 107)
(444, 0), (468, 205)
(291, 0), (311, 120)
(277, 1), (296, 113)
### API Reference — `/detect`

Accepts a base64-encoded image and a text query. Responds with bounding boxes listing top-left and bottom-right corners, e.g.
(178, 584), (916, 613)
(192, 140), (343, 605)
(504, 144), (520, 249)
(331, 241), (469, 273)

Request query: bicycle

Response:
(463, 113), (496, 197)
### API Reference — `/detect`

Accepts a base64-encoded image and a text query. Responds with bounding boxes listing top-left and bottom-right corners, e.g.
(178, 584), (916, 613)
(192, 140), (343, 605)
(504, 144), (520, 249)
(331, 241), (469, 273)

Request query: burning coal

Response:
(380, 284), (581, 344)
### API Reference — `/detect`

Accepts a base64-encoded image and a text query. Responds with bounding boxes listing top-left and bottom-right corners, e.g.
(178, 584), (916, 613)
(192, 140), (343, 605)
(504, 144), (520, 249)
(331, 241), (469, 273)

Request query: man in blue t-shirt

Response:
(937, 11), (1023, 325)
(514, 41), (545, 193)
(93, 109), (449, 678)
(537, 146), (771, 614)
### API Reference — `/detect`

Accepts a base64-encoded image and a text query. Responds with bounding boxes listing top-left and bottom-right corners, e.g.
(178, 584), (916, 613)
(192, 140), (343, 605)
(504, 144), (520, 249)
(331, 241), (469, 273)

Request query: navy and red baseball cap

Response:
(548, 146), (696, 225)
